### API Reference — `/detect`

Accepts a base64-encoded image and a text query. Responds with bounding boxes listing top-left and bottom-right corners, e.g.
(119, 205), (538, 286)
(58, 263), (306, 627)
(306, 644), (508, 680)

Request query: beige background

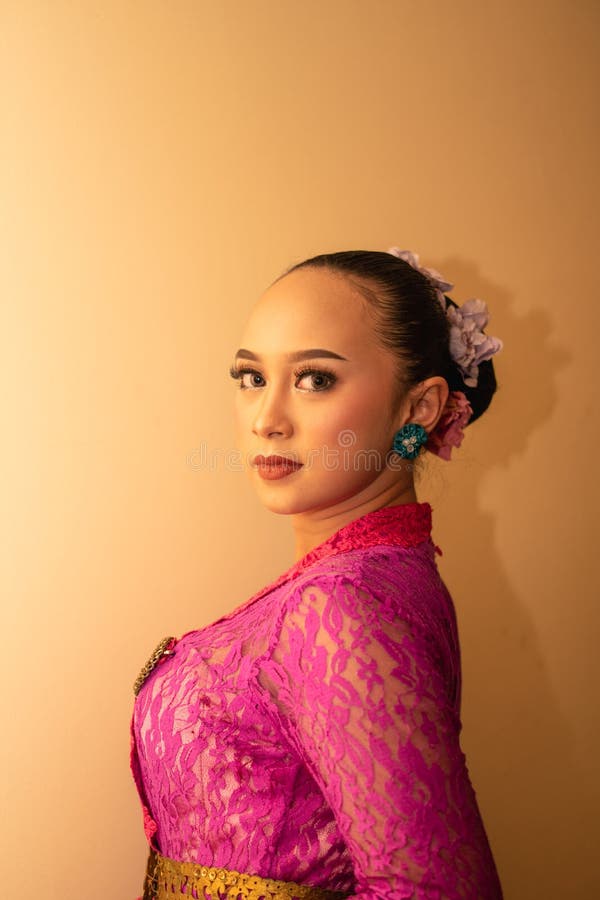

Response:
(2, 2), (598, 898)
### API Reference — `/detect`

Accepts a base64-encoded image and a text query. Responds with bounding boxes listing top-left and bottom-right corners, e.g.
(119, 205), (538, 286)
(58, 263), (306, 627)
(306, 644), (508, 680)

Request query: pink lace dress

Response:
(130, 501), (502, 899)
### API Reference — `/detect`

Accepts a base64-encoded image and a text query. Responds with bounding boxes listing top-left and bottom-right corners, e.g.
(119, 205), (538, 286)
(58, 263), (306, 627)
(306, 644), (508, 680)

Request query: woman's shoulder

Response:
(285, 535), (439, 585)
(278, 537), (452, 626)
(264, 538), (461, 697)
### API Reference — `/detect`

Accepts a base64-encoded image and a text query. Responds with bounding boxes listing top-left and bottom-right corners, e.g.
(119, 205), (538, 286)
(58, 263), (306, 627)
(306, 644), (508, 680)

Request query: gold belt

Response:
(142, 848), (351, 900)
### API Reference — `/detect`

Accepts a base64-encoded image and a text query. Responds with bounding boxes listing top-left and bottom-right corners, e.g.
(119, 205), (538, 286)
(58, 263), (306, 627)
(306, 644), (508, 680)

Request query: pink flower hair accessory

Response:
(425, 390), (474, 461)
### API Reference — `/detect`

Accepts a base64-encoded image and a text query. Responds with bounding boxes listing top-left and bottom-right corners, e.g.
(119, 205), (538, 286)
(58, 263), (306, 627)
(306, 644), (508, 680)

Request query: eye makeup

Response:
(229, 364), (337, 392)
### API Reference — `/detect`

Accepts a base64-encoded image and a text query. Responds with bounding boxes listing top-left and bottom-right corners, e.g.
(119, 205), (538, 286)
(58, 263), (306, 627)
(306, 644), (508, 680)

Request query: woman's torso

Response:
(130, 516), (464, 893)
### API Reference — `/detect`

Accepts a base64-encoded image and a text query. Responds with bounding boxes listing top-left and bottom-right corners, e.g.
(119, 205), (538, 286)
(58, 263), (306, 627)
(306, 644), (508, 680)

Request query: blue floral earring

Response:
(392, 423), (428, 459)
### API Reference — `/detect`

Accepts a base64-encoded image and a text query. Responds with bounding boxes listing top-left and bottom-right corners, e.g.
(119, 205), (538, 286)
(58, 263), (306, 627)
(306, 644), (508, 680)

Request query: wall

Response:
(2, 2), (598, 897)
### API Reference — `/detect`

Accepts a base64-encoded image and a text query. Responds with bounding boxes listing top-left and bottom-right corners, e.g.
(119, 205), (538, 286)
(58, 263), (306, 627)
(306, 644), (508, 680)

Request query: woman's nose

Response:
(252, 388), (293, 439)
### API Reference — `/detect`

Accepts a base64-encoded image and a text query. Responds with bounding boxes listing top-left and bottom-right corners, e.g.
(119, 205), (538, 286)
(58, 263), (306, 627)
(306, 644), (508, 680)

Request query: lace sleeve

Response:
(258, 570), (502, 900)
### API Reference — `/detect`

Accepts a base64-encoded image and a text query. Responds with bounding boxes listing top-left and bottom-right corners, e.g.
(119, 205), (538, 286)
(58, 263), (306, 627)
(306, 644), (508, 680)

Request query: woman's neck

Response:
(291, 481), (418, 563)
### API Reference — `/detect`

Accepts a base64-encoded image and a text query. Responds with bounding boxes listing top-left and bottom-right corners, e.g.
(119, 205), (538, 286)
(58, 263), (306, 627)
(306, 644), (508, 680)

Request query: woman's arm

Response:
(258, 571), (502, 900)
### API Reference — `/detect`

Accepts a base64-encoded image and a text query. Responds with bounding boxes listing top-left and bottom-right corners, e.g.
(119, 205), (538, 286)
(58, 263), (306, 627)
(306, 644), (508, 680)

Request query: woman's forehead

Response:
(240, 268), (378, 354)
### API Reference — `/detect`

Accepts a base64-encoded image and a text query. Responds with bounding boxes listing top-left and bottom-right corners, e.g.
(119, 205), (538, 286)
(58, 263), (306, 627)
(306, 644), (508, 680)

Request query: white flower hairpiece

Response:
(386, 246), (503, 389)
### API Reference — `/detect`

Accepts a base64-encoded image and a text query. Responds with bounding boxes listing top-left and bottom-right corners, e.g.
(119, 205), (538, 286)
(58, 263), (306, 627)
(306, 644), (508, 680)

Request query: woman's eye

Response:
(296, 370), (335, 392)
(240, 370), (265, 389)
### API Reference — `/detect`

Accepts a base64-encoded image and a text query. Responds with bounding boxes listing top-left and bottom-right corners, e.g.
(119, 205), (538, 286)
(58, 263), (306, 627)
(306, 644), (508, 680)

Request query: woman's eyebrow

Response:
(235, 348), (349, 363)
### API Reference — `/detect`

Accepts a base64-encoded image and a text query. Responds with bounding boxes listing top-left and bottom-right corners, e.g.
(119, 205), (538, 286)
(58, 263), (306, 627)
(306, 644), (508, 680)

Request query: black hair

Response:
(278, 249), (498, 425)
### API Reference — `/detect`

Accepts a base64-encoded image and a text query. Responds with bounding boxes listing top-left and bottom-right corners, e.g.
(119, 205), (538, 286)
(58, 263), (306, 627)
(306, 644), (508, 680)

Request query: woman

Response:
(130, 247), (504, 899)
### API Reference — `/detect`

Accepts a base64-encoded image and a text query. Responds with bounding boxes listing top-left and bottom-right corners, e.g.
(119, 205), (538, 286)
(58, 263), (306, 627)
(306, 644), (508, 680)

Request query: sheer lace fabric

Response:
(130, 502), (502, 899)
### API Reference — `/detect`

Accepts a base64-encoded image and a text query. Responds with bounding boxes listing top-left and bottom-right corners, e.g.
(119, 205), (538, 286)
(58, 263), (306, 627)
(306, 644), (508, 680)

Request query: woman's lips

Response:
(252, 455), (303, 481)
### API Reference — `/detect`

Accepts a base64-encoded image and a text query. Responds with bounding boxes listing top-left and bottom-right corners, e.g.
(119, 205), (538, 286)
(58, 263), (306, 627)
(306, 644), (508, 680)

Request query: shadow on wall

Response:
(421, 257), (592, 897)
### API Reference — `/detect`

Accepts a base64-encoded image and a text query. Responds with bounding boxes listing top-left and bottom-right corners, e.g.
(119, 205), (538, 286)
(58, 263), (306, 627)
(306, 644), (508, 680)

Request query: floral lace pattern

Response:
(130, 502), (502, 898)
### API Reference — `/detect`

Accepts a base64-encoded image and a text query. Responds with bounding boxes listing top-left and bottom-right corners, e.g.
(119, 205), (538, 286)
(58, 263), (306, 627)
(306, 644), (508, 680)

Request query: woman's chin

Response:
(252, 488), (307, 516)
(251, 479), (348, 518)
(249, 476), (314, 516)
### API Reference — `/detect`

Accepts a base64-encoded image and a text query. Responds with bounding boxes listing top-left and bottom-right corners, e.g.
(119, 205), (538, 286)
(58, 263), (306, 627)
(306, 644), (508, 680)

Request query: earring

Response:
(392, 423), (428, 459)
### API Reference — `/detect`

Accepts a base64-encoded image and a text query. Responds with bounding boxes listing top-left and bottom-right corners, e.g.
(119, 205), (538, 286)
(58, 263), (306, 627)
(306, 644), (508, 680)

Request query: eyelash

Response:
(228, 364), (337, 392)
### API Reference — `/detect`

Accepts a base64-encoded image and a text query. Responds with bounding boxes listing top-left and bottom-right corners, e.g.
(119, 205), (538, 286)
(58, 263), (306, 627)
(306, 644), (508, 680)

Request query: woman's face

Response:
(232, 266), (413, 516)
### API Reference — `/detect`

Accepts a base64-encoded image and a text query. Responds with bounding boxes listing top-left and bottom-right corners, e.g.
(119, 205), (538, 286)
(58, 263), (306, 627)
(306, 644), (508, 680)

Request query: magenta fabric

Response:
(130, 501), (502, 899)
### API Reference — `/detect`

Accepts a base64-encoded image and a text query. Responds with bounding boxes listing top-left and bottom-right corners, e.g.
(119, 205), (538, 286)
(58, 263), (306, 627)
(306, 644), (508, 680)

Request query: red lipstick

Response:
(252, 454), (303, 481)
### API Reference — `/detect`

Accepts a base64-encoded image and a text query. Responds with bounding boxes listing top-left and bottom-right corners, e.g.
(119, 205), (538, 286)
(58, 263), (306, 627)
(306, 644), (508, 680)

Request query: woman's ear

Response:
(397, 377), (449, 434)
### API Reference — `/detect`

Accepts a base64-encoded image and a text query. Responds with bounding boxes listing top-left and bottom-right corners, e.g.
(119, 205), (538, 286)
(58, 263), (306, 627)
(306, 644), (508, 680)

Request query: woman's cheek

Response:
(311, 395), (383, 450)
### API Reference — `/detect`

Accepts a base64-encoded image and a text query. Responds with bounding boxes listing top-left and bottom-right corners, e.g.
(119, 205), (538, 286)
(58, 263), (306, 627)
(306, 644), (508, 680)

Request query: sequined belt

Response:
(142, 848), (351, 900)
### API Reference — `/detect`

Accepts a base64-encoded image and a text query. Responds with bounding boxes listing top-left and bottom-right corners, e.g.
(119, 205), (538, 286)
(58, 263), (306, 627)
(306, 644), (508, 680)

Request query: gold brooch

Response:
(133, 636), (177, 696)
